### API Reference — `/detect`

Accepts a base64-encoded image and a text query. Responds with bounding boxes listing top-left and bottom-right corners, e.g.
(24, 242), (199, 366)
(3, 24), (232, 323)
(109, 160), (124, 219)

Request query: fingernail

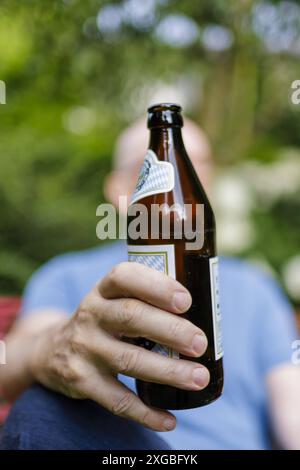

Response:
(192, 334), (207, 355)
(193, 367), (210, 387)
(173, 291), (191, 312)
(163, 418), (176, 431)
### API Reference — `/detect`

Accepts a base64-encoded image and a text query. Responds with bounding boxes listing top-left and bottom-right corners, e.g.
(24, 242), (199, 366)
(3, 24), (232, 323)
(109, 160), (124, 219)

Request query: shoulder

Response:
(36, 242), (126, 275)
(27, 242), (127, 289)
(220, 256), (293, 317)
(220, 256), (280, 293)
(21, 242), (127, 315)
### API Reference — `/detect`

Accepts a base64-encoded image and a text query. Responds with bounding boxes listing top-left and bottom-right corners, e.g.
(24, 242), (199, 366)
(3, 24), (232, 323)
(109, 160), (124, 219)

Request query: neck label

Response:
(131, 150), (174, 204)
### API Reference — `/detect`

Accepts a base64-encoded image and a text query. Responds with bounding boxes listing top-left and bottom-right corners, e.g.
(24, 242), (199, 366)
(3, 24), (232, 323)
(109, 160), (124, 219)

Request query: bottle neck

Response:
(148, 126), (186, 161)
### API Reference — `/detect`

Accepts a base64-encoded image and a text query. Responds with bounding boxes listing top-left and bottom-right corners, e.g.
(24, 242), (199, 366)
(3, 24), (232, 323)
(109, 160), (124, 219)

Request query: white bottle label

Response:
(131, 150), (174, 204)
(127, 244), (179, 359)
(209, 257), (224, 360)
(128, 247), (223, 362)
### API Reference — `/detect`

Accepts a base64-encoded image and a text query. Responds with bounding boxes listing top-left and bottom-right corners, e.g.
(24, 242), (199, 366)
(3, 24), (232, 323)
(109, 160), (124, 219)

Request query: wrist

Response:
(29, 319), (66, 385)
(0, 312), (68, 401)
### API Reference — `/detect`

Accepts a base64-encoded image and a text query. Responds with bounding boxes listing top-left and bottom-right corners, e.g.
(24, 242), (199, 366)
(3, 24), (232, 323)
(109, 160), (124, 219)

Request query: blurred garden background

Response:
(0, 0), (299, 308)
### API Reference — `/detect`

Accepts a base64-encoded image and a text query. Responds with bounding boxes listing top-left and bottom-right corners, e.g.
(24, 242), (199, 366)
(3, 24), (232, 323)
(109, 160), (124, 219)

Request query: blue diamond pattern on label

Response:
(127, 244), (179, 359)
(131, 149), (175, 204)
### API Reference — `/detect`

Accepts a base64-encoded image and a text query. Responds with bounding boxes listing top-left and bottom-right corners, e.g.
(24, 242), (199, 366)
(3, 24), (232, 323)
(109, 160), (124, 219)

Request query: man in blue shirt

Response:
(0, 118), (299, 450)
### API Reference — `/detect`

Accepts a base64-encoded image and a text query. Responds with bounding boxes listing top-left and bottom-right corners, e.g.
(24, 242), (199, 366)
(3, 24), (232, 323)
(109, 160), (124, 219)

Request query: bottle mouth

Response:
(147, 103), (182, 113)
(147, 102), (183, 128)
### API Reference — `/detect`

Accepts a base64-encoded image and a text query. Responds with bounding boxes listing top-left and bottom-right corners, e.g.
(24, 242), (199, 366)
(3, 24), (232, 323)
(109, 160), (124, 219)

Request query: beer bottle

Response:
(127, 103), (223, 410)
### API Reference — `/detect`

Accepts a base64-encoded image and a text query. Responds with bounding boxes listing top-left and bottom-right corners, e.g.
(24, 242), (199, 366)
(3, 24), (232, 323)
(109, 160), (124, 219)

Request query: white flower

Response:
(202, 25), (234, 52)
(217, 215), (255, 254)
(63, 107), (97, 135)
(282, 255), (300, 301)
(240, 151), (300, 203)
(213, 173), (254, 216)
(155, 14), (199, 48)
(96, 5), (123, 34)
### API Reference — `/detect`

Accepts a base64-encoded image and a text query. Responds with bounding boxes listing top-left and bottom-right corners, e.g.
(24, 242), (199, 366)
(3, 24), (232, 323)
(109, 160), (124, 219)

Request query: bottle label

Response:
(127, 244), (179, 359)
(209, 257), (224, 360)
(131, 150), (174, 204)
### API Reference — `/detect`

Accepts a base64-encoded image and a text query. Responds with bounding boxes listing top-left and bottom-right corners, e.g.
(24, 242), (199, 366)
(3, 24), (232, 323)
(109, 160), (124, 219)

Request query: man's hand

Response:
(28, 263), (208, 432)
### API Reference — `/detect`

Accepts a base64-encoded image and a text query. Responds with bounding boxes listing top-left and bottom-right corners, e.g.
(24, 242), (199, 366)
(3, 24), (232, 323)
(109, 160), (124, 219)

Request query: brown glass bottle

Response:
(127, 103), (223, 410)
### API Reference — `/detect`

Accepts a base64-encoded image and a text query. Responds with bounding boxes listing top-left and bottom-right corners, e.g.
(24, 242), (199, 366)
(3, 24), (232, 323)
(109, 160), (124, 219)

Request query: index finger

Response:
(98, 262), (192, 314)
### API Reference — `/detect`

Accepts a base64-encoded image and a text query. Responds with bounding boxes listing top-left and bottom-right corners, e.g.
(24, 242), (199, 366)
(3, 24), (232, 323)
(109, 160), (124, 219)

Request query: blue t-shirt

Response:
(22, 242), (297, 450)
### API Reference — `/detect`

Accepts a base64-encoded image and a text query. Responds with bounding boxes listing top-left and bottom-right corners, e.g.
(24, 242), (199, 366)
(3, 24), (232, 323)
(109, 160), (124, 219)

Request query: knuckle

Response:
(165, 360), (193, 386)
(110, 392), (136, 416)
(140, 408), (152, 427)
(119, 299), (141, 328)
(52, 353), (84, 392)
(77, 294), (97, 321)
(78, 292), (104, 323)
(163, 361), (180, 383)
(76, 307), (93, 325)
(169, 318), (184, 341)
(70, 328), (87, 356)
(114, 348), (141, 374)
(108, 262), (129, 287)
(47, 325), (88, 397)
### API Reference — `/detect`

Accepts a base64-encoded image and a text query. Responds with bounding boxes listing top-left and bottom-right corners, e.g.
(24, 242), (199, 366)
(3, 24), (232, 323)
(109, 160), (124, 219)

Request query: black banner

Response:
(0, 449), (297, 466)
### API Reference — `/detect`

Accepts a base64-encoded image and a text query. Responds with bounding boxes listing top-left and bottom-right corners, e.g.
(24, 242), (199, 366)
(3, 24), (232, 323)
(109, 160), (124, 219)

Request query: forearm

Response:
(267, 363), (300, 450)
(0, 310), (67, 401)
(273, 405), (300, 450)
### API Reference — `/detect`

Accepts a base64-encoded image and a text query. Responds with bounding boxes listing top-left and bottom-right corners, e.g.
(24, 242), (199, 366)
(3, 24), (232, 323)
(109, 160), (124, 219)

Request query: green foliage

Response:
(0, 0), (299, 303)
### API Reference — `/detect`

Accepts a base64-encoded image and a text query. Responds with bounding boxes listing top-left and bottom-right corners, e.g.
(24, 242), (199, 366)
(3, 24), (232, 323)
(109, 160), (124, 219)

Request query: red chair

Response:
(0, 297), (21, 424)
